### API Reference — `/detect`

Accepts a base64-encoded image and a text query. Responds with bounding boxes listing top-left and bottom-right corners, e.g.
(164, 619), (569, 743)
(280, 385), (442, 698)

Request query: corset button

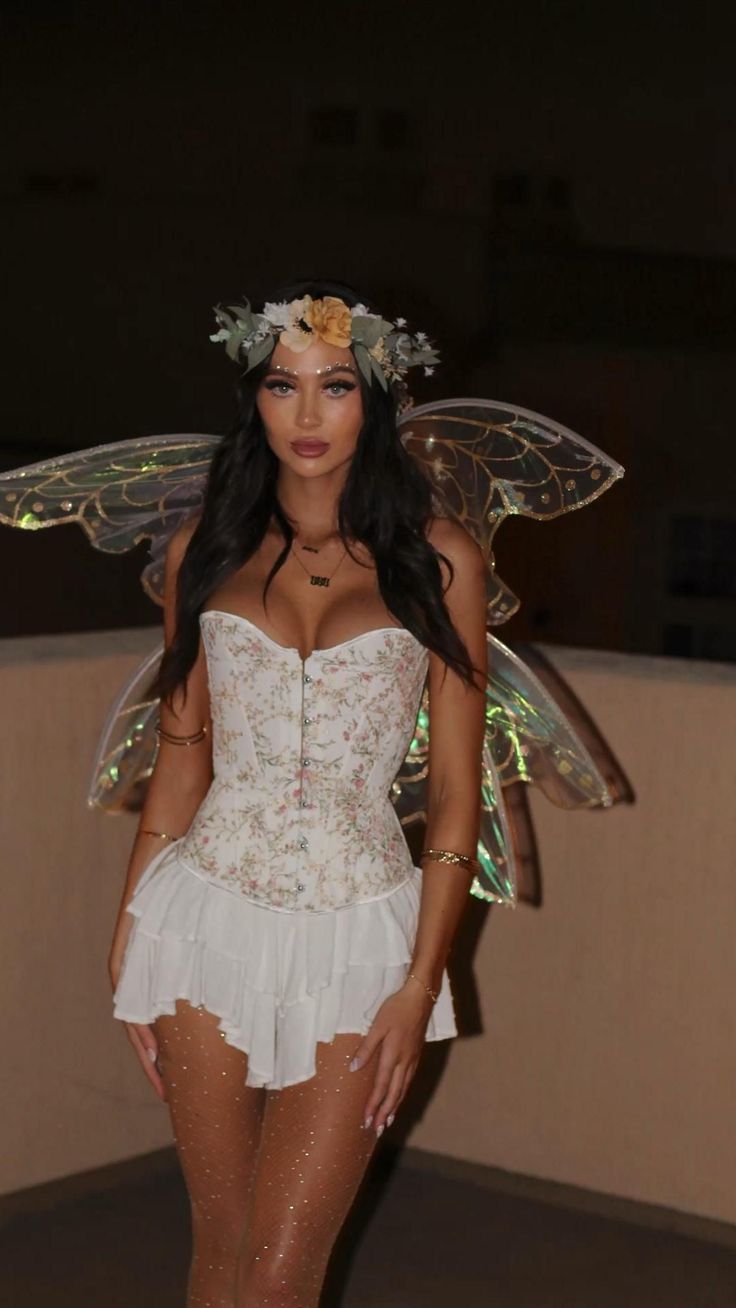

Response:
(303, 716), (312, 725)
(302, 757), (311, 766)
(303, 673), (312, 684)
(296, 883), (305, 892)
(300, 799), (308, 807)
(298, 836), (308, 849)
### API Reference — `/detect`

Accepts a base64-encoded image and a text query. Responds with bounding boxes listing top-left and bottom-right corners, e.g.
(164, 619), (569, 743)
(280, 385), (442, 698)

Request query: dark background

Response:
(3, 0), (735, 661)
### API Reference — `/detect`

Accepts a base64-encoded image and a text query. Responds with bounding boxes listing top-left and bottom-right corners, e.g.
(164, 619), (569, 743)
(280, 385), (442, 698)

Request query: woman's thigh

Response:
(236, 1032), (379, 1305)
(154, 1000), (265, 1242)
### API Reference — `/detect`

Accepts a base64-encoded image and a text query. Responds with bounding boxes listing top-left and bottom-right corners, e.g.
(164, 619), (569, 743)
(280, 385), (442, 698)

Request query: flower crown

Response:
(209, 294), (439, 390)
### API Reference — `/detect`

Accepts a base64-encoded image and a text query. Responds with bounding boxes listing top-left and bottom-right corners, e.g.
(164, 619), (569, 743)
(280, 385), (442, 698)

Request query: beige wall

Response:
(1, 631), (734, 1224)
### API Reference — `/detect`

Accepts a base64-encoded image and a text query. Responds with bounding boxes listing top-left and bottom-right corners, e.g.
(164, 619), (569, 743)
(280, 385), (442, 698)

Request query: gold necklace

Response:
(290, 541), (348, 588)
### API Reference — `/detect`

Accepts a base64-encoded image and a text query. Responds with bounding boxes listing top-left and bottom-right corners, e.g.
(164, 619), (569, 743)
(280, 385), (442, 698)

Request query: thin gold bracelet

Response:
(155, 722), (209, 746)
(406, 972), (439, 1004)
(140, 829), (182, 843)
(420, 847), (481, 873)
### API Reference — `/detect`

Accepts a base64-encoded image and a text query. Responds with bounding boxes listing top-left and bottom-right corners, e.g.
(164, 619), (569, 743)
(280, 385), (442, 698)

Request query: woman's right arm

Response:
(107, 514), (212, 992)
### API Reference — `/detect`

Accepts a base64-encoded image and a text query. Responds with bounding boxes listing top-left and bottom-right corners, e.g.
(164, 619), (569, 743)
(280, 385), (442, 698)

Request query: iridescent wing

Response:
(0, 434), (220, 603)
(399, 398), (624, 623)
(87, 643), (163, 812)
(391, 633), (614, 907)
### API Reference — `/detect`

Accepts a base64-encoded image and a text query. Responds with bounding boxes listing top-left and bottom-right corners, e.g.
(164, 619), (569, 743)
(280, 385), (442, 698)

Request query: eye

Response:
(325, 380), (356, 396)
(263, 379), (294, 396)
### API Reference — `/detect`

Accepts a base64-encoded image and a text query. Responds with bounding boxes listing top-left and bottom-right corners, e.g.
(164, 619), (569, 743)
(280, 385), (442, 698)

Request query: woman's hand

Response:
(349, 980), (435, 1135)
(108, 928), (168, 1103)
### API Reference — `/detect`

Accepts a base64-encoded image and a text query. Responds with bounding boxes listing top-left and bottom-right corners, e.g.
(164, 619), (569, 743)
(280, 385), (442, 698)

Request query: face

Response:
(255, 336), (364, 474)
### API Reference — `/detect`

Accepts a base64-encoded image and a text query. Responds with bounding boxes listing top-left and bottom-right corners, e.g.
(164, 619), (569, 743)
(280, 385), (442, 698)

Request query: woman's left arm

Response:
(350, 521), (488, 1132)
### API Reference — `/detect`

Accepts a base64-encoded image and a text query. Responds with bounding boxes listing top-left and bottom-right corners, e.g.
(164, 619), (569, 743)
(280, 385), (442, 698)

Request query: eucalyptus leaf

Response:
(369, 353), (388, 390)
(213, 305), (237, 332)
(351, 316), (384, 348)
(225, 330), (246, 362)
(353, 343), (373, 384)
(246, 334), (275, 370)
(229, 303), (256, 333)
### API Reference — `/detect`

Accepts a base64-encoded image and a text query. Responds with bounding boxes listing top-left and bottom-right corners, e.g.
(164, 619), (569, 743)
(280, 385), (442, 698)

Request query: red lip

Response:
(291, 441), (329, 455)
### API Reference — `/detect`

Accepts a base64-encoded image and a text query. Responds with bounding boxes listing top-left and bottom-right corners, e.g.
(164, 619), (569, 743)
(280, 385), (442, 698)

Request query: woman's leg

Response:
(234, 1033), (379, 1308)
(154, 1000), (266, 1308)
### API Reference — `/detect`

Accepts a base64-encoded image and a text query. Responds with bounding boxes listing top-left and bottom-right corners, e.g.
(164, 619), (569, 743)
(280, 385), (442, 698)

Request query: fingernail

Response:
(376, 1123), (385, 1138)
(387, 1113), (395, 1127)
(364, 1114), (373, 1130)
(349, 1057), (360, 1072)
(146, 1048), (157, 1063)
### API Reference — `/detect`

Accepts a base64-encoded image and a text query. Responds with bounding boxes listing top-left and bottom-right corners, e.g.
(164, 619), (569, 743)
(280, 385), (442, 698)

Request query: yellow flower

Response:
(305, 296), (353, 349)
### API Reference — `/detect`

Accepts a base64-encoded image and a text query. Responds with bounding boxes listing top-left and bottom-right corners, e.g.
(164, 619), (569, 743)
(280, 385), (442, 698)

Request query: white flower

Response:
(209, 327), (231, 343)
(351, 303), (371, 317)
(262, 301), (292, 329)
(415, 331), (428, 344)
(395, 316), (407, 327)
(424, 366), (435, 376)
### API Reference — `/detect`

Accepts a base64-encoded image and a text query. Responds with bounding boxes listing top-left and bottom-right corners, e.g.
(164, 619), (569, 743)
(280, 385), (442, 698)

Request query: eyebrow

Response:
(266, 362), (358, 378)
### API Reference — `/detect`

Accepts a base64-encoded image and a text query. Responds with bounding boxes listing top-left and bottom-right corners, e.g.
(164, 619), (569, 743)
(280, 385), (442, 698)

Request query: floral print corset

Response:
(175, 610), (430, 913)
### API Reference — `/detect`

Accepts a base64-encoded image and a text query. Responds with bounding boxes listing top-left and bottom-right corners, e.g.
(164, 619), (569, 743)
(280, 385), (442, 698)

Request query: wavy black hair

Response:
(152, 277), (484, 710)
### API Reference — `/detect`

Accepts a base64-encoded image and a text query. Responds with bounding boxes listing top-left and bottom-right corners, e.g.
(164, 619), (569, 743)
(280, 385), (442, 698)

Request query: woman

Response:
(108, 279), (487, 1306)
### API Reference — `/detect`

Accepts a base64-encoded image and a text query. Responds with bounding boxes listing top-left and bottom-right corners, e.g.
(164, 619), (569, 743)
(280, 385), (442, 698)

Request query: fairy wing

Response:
(87, 642), (164, 813)
(398, 398), (624, 623)
(391, 632), (614, 907)
(0, 433), (219, 604)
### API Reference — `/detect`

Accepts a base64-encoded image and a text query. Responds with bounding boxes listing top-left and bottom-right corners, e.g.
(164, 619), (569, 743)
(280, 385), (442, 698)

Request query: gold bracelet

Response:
(140, 829), (182, 842)
(420, 847), (481, 873)
(406, 972), (439, 1004)
(155, 722), (208, 746)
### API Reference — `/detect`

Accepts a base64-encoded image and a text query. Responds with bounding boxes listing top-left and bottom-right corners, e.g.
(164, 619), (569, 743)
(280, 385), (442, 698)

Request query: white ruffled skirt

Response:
(112, 841), (458, 1090)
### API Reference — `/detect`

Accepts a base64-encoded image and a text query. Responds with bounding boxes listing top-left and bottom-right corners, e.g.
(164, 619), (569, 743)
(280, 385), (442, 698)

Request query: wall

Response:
(0, 630), (733, 1224)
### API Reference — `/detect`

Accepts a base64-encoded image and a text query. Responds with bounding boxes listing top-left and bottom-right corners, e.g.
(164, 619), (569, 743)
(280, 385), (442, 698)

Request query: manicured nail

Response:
(147, 1048), (157, 1063)
(386, 1113), (395, 1127)
(364, 1114), (373, 1130)
(376, 1123), (385, 1138)
(349, 1057), (360, 1072)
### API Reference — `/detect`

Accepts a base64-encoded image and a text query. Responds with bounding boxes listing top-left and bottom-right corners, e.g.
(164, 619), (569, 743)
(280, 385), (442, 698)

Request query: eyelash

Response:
(263, 380), (356, 397)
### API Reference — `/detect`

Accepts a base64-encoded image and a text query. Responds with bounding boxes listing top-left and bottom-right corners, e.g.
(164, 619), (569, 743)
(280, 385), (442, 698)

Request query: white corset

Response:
(175, 610), (430, 913)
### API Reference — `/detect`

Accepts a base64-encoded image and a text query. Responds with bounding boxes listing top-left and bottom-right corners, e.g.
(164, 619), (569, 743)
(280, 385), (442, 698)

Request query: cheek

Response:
(327, 394), (364, 440)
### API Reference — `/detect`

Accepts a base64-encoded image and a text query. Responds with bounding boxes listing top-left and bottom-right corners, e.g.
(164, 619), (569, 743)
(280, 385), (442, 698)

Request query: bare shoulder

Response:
(425, 515), (485, 583)
(165, 512), (202, 570)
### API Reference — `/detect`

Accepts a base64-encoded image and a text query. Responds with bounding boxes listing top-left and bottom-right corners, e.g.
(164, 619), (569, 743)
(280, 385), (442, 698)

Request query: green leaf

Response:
(246, 334), (275, 369)
(351, 315), (384, 348)
(225, 329), (246, 362)
(369, 353), (388, 390)
(213, 304), (237, 331)
(228, 302), (256, 333)
(353, 343), (373, 384)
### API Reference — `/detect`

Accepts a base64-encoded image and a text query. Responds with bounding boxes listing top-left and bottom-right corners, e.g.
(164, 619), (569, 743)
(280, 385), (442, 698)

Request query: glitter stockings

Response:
(154, 999), (379, 1307)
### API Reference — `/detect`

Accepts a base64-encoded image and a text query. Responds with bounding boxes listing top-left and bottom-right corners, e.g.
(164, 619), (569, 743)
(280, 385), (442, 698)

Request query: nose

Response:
(295, 389), (321, 430)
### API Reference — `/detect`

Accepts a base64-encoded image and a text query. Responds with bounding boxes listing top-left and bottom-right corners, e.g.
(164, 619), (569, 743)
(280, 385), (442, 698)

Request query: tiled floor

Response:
(1, 1152), (735, 1307)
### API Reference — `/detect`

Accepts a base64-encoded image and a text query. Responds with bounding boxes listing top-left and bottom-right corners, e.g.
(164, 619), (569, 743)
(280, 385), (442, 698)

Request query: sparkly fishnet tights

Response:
(154, 1000), (379, 1307)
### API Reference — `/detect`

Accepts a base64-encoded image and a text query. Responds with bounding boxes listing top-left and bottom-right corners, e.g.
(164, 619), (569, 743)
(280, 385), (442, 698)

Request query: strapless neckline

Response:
(200, 607), (426, 663)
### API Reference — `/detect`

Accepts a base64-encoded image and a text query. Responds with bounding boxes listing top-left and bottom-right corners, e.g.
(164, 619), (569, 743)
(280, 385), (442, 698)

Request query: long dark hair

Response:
(152, 278), (484, 711)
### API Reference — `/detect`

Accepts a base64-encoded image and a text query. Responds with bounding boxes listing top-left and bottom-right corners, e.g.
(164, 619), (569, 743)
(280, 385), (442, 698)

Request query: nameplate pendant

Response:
(310, 575), (330, 587)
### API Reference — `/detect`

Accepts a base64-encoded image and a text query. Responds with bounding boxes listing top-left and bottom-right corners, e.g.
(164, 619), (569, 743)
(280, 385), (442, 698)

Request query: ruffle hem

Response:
(112, 841), (458, 1089)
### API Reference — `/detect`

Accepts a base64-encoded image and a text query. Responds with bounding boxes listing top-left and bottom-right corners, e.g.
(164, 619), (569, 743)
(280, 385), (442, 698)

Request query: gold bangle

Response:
(420, 847), (481, 873)
(155, 722), (208, 746)
(140, 829), (182, 843)
(406, 972), (439, 1004)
